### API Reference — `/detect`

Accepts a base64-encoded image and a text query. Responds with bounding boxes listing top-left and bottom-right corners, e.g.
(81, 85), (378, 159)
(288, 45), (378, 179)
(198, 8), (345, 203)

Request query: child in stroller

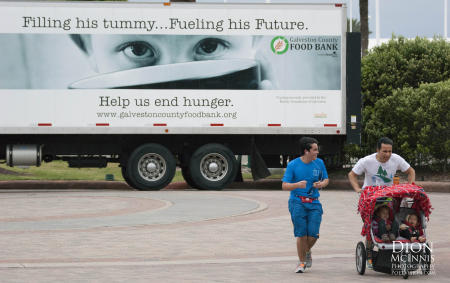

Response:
(399, 213), (426, 243)
(372, 204), (398, 242)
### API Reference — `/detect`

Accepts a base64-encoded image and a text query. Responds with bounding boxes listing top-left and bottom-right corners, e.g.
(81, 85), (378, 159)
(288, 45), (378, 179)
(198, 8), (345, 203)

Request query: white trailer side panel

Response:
(0, 2), (346, 135)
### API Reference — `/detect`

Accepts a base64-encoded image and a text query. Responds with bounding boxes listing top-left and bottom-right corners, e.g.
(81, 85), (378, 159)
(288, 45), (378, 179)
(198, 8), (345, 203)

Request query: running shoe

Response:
(306, 251), (312, 268)
(295, 262), (306, 273)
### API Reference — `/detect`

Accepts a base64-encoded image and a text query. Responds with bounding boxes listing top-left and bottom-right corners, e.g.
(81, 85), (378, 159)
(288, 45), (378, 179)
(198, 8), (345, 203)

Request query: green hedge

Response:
(354, 37), (450, 171)
(362, 36), (450, 107)
(364, 79), (450, 171)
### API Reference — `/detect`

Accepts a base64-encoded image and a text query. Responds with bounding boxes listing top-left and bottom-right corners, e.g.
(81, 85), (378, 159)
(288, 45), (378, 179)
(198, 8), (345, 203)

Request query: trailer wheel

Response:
(356, 241), (366, 275)
(126, 143), (176, 190)
(181, 166), (198, 189)
(189, 144), (237, 190)
(121, 166), (136, 189)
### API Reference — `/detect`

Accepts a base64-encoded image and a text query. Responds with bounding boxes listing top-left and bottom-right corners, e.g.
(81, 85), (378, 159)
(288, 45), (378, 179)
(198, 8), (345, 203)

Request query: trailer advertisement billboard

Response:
(0, 2), (345, 134)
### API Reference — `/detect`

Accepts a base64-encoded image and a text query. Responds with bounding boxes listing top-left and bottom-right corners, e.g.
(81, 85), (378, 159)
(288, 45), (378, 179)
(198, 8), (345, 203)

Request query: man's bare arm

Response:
(348, 171), (361, 193)
(405, 167), (416, 184)
(282, 180), (307, 191)
(313, 178), (329, 189)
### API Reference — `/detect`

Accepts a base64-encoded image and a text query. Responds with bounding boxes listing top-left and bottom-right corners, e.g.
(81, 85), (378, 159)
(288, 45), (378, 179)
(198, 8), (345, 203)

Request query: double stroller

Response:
(356, 184), (433, 279)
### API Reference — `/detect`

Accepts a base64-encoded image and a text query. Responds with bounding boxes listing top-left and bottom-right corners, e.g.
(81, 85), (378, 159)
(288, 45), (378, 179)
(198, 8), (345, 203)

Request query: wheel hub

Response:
(200, 153), (228, 182)
(137, 153), (166, 182)
(146, 162), (157, 173)
(208, 162), (219, 173)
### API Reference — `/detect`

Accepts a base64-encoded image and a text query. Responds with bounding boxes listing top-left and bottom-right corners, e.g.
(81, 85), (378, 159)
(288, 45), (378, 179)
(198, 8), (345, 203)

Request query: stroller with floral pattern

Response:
(355, 184), (433, 279)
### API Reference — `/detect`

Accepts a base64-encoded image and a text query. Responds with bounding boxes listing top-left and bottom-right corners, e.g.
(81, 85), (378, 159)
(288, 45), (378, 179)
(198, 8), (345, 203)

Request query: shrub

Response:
(357, 36), (450, 171)
(361, 36), (450, 107)
(364, 79), (450, 172)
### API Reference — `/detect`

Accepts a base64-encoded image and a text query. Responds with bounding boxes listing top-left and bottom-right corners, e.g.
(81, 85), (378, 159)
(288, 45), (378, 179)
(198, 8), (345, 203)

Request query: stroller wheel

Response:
(356, 241), (366, 275)
(401, 251), (409, 279)
(422, 242), (432, 275)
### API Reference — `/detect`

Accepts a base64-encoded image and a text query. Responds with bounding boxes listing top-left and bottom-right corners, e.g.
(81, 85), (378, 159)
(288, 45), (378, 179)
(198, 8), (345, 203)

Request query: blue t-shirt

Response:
(282, 157), (328, 202)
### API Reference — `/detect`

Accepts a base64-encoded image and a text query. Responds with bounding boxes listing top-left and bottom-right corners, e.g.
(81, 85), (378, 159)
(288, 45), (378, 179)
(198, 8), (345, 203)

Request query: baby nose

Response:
(159, 52), (193, 65)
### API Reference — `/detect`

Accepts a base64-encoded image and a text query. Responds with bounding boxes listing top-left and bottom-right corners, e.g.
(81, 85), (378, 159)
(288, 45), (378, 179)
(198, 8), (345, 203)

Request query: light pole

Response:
(349, 0), (353, 32)
(375, 0), (380, 46)
(445, 0), (448, 38)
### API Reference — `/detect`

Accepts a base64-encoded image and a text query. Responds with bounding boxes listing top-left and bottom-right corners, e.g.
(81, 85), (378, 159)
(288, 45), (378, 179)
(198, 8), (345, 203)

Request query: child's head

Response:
(71, 34), (259, 73)
(406, 213), (419, 227)
(375, 205), (390, 220)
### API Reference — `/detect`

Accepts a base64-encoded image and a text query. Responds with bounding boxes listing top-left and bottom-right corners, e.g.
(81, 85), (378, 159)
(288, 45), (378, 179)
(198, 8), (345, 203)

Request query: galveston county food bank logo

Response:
(271, 36), (289, 54)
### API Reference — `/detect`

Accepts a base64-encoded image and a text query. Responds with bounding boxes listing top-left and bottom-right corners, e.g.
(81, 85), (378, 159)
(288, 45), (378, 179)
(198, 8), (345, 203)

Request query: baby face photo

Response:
(69, 34), (262, 89)
(0, 33), (341, 90)
(77, 34), (255, 72)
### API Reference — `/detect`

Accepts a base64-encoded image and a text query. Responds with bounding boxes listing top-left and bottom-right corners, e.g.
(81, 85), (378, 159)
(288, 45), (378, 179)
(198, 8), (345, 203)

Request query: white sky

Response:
(129, 0), (449, 38)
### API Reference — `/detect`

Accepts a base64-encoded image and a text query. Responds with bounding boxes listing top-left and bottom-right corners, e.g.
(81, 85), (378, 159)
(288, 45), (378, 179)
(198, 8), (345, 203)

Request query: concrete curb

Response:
(0, 180), (133, 191)
(0, 179), (448, 192)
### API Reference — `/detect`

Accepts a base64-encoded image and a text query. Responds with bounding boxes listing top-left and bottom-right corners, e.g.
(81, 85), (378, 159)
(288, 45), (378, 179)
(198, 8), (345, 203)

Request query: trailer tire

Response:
(121, 166), (136, 189)
(121, 166), (129, 183)
(181, 166), (198, 189)
(126, 143), (176, 190)
(189, 143), (237, 190)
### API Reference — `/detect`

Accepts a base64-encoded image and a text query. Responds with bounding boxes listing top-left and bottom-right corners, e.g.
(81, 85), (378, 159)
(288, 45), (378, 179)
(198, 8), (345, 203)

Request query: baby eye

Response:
(194, 38), (230, 58)
(120, 41), (157, 61)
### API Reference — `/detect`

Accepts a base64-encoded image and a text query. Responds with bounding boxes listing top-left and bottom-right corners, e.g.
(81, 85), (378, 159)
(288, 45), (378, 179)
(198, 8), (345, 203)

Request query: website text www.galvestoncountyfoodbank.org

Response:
(97, 110), (238, 120)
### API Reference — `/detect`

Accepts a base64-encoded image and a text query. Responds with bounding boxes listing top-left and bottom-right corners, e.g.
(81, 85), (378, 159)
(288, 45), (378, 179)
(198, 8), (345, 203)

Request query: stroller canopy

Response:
(358, 184), (432, 239)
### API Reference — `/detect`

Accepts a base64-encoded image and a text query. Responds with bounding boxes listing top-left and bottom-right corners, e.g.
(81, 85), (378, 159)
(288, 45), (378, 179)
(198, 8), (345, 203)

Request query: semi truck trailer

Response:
(0, 1), (361, 190)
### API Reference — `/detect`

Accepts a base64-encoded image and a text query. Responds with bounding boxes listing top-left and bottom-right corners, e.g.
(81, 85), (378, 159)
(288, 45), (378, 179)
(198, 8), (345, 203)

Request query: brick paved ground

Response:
(0, 187), (448, 282)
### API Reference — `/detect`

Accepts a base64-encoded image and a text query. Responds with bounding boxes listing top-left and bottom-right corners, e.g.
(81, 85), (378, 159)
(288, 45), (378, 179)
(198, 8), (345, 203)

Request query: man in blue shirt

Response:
(282, 137), (329, 273)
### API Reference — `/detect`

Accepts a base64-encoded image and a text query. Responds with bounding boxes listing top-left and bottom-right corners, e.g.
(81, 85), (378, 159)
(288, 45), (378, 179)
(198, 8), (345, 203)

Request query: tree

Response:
(347, 18), (361, 32)
(347, 18), (372, 34)
(359, 0), (369, 56)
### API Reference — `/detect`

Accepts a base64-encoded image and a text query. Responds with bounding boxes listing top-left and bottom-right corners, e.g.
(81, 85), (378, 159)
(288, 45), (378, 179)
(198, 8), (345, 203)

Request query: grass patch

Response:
(0, 161), (287, 182)
(242, 172), (283, 180)
(0, 161), (185, 182)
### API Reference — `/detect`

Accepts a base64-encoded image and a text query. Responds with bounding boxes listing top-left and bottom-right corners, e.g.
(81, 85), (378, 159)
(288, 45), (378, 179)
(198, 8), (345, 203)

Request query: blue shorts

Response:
(288, 198), (323, 238)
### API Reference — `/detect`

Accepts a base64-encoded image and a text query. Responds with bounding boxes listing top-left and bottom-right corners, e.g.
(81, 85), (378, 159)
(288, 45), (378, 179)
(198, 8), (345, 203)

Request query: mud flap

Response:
(250, 140), (270, 181)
